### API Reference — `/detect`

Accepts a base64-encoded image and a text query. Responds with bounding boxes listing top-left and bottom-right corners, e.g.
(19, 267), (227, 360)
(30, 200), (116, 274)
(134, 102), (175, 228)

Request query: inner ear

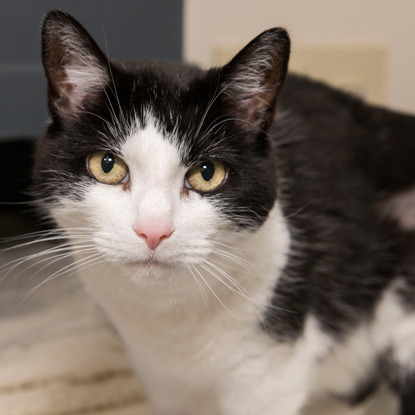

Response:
(219, 28), (290, 132)
(41, 11), (110, 118)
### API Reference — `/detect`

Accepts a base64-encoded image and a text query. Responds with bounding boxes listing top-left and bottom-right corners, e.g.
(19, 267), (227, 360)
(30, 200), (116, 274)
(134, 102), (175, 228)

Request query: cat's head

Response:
(33, 11), (290, 279)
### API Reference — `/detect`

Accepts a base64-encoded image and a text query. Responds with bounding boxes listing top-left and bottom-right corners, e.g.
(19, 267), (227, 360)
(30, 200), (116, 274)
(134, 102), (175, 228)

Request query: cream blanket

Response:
(0, 242), (396, 415)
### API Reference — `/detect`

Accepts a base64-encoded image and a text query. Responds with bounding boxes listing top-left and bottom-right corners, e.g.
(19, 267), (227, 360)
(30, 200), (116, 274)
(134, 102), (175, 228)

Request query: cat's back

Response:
(268, 74), (415, 337)
(275, 74), (415, 198)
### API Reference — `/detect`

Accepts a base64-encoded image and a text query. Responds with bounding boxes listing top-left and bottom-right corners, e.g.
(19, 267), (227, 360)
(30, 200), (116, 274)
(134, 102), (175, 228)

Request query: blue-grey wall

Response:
(0, 0), (183, 139)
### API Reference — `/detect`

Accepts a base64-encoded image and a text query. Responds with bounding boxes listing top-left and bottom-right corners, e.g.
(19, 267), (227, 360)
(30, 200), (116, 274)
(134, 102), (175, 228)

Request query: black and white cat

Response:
(33, 10), (415, 415)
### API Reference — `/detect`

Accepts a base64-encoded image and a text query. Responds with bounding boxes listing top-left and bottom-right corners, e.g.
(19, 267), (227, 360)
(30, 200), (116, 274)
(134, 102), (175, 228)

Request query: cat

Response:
(32, 9), (415, 415)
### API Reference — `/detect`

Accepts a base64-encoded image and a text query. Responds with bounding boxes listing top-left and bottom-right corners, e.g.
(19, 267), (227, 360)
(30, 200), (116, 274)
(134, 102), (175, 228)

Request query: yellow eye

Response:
(185, 161), (227, 192)
(88, 151), (129, 184)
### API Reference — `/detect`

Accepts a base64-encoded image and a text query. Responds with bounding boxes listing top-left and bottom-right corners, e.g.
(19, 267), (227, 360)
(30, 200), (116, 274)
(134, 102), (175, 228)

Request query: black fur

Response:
(0, 138), (46, 238)
(381, 351), (415, 415)
(264, 75), (415, 339)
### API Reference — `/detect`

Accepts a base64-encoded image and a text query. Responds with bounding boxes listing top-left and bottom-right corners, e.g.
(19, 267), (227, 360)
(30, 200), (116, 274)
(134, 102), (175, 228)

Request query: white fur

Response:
(58, 28), (109, 111)
(305, 281), (415, 414)
(308, 323), (375, 400)
(226, 36), (283, 100)
(383, 187), (415, 230)
(377, 283), (415, 373)
(64, 62), (108, 109)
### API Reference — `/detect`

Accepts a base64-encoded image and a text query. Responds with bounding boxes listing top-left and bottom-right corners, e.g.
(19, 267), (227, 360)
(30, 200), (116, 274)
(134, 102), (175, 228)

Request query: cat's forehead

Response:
(120, 114), (185, 178)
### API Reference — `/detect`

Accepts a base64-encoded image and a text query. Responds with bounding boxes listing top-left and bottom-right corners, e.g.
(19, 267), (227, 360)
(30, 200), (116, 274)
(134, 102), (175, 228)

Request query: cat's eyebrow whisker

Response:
(203, 130), (247, 153)
(193, 76), (232, 140)
(100, 22), (128, 131)
(183, 80), (238, 157)
(197, 116), (230, 147)
(197, 114), (267, 152)
(103, 89), (123, 140)
(80, 110), (123, 152)
(82, 110), (111, 128)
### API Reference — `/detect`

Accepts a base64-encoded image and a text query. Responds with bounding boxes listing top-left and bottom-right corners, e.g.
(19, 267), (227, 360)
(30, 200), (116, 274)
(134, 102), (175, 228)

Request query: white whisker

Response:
(20, 251), (106, 304)
(191, 264), (242, 321)
(198, 262), (247, 299)
(24, 246), (98, 285)
(185, 264), (209, 310)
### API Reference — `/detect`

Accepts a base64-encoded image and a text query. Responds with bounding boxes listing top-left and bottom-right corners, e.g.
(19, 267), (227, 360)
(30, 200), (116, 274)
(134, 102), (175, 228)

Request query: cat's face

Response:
(33, 11), (290, 279)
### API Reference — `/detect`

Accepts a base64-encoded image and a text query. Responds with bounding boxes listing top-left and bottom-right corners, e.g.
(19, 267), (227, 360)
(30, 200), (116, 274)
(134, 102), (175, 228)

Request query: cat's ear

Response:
(219, 28), (290, 132)
(41, 11), (110, 119)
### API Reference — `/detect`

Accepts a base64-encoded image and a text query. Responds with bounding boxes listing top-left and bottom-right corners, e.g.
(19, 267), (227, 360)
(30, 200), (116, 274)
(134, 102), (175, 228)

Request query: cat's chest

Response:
(112, 295), (307, 415)
(88, 268), (278, 363)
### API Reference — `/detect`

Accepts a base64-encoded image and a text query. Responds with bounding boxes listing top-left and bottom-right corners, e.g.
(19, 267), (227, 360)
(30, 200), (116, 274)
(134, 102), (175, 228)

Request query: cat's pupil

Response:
(201, 162), (215, 182)
(101, 153), (115, 174)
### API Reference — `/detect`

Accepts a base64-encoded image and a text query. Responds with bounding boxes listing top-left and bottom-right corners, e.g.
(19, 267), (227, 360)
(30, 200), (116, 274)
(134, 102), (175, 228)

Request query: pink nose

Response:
(133, 223), (173, 250)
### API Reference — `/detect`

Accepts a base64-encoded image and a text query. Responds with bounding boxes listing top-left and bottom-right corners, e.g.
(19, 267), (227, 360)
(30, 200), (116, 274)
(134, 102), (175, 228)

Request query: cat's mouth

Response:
(124, 254), (169, 269)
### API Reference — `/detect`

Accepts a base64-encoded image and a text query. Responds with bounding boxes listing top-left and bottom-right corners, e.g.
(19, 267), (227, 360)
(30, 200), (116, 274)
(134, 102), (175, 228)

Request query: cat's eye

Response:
(185, 161), (227, 193)
(87, 151), (129, 185)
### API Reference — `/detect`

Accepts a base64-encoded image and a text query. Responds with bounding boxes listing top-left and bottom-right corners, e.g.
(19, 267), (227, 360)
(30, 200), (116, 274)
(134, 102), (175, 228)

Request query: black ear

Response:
(220, 28), (290, 132)
(41, 11), (110, 119)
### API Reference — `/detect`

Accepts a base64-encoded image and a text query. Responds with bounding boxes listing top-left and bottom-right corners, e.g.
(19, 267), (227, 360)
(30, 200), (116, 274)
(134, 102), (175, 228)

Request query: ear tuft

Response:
(41, 11), (110, 118)
(220, 28), (290, 132)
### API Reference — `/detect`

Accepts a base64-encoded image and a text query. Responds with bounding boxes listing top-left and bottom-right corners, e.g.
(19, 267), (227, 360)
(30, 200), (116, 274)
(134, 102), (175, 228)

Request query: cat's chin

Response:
(124, 258), (166, 268)
(121, 256), (175, 276)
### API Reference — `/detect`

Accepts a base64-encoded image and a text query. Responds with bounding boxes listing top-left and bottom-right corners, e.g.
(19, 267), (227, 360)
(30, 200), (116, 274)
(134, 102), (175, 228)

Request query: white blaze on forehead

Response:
(120, 117), (187, 226)
(121, 118), (184, 179)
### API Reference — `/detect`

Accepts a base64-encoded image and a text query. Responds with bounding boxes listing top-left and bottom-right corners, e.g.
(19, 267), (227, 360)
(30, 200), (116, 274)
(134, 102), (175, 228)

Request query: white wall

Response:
(184, 0), (415, 114)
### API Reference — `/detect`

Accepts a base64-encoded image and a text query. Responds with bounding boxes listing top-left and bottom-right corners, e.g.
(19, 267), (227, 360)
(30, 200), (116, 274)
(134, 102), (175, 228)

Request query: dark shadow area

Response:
(0, 138), (46, 239)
